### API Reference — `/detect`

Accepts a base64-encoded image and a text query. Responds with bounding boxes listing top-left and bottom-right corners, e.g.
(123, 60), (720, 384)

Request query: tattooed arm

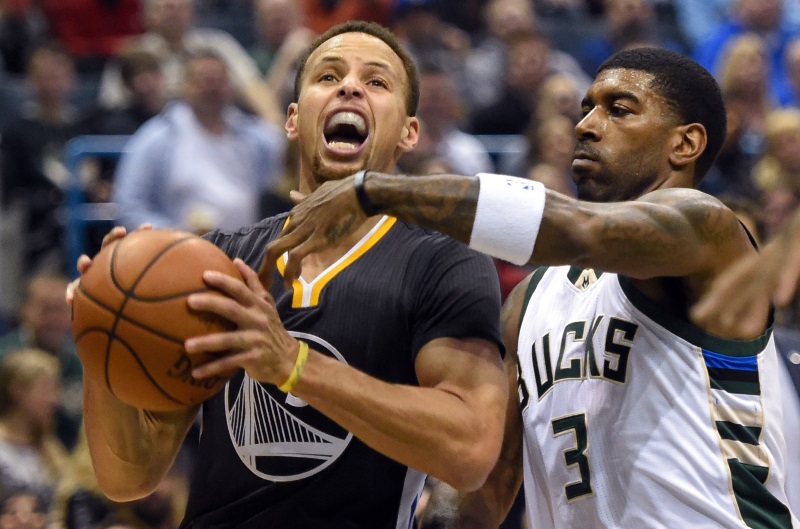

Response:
(263, 171), (753, 304)
(260, 172), (479, 282)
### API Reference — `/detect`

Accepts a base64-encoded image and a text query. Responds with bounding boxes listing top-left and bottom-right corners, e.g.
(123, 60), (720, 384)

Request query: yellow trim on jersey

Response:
(277, 216), (397, 308)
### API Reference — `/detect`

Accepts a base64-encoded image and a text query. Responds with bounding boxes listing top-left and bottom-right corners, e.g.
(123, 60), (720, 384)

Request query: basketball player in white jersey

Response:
(265, 47), (799, 527)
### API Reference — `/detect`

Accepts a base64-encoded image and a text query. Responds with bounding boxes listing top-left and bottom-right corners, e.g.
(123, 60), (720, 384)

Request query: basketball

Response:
(71, 229), (242, 411)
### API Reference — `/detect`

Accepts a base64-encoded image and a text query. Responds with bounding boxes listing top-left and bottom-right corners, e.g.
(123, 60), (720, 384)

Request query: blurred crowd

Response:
(0, 0), (800, 528)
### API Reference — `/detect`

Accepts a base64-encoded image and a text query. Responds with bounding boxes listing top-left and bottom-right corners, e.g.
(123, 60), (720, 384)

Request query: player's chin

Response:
(312, 157), (364, 183)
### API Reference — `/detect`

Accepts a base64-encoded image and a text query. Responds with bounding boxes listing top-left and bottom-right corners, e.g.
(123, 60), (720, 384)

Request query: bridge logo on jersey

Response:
(521, 316), (639, 404)
(224, 331), (353, 482)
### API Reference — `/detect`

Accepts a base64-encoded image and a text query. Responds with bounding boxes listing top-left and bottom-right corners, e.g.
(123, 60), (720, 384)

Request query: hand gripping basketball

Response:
(71, 229), (242, 411)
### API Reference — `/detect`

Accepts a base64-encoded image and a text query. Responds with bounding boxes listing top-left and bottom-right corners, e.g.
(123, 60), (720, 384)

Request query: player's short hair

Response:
(293, 20), (420, 117)
(597, 47), (726, 180)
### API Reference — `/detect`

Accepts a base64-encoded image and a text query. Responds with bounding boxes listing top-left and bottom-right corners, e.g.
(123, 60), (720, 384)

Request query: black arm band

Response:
(353, 170), (383, 217)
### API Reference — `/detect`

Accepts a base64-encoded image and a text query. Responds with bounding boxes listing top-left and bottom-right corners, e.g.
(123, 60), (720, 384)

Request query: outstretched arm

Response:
(453, 275), (530, 528)
(264, 171), (751, 288)
(692, 209), (800, 337)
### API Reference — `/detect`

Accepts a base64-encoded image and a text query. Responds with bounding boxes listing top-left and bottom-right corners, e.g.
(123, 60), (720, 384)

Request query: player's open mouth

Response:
(324, 111), (368, 155)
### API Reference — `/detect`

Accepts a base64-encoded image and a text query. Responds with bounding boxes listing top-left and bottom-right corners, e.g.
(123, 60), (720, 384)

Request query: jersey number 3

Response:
(551, 413), (593, 501)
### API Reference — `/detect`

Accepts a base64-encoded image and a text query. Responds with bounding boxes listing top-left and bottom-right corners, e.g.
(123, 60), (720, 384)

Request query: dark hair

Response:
(597, 47), (727, 180)
(293, 20), (420, 116)
(119, 49), (161, 88)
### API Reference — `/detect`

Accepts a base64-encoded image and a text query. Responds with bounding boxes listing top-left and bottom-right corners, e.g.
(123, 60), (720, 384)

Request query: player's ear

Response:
(397, 117), (419, 153)
(669, 123), (706, 169)
(285, 103), (299, 140)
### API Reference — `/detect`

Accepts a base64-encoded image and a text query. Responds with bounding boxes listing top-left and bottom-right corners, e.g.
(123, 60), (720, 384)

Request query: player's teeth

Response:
(329, 141), (360, 150)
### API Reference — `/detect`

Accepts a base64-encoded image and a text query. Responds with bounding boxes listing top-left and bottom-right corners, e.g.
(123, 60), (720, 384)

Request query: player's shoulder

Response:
(393, 218), (494, 263)
(203, 213), (289, 261)
(638, 187), (731, 215)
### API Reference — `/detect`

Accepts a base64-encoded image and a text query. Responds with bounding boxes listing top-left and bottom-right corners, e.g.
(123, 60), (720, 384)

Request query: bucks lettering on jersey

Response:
(516, 266), (798, 529)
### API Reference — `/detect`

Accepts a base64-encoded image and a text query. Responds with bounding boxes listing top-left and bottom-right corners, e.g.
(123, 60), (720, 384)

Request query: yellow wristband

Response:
(278, 340), (309, 393)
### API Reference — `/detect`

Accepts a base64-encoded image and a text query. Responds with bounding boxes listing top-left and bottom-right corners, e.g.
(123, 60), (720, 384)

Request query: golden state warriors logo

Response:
(224, 331), (353, 482)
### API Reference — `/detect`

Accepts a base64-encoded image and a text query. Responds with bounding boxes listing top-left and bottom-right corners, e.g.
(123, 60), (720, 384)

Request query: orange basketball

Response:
(71, 229), (242, 411)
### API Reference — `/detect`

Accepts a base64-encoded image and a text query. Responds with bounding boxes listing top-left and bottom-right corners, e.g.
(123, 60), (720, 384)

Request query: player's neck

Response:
(298, 215), (383, 283)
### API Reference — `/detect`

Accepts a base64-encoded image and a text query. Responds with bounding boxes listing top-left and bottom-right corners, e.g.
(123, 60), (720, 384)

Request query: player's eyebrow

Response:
(581, 90), (641, 108)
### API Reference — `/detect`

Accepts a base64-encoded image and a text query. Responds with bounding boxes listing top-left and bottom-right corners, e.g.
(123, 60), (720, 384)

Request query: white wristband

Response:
(468, 173), (545, 265)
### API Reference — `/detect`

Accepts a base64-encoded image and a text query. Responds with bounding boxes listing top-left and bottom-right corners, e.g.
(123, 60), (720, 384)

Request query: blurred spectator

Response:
(38, 0), (143, 74)
(523, 114), (578, 196)
(535, 73), (582, 125)
(574, 0), (687, 77)
(98, 0), (282, 126)
(463, 0), (589, 117)
(423, 0), (488, 34)
(534, 0), (601, 17)
(0, 42), (82, 276)
(249, 0), (316, 111)
(672, 0), (731, 50)
(83, 48), (166, 136)
(693, 0), (799, 103)
(111, 50), (286, 234)
(762, 185), (799, 241)
(407, 65), (493, 176)
(0, 348), (67, 510)
(0, 487), (47, 529)
(752, 108), (800, 195)
(0, 0), (46, 74)
(80, 48), (167, 204)
(470, 31), (551, 135)
(702, 33), (773, 199)
(777, 36), (800, 106)
(673, 0), (800, 51)
(392, 0), (470, 88)
(299, 0), (392, 35)
(0, 272), (83, 450)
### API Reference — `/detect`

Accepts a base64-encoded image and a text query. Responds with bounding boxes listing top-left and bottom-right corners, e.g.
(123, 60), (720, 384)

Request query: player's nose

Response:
(338, 76), (364, 99)
(575, 107), (602, 141)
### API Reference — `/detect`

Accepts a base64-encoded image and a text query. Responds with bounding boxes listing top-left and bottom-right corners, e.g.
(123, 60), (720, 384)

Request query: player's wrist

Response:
(468, 173), (546, 266)
(278, 340), (309, 393)
(353, 170), (383, 217)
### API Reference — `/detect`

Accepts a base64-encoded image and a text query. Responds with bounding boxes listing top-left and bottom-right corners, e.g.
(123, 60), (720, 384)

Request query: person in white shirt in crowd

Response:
(111, 50), (285, 234)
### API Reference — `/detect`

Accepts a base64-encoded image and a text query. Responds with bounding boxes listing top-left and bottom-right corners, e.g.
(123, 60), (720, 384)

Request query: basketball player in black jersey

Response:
(72, 21), (508, 529)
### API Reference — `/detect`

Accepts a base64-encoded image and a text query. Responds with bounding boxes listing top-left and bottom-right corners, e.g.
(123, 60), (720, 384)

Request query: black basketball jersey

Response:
(181, 214), (503, 529)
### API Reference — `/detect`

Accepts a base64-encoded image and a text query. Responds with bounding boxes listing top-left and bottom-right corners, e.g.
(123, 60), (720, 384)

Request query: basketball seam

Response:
(74, 285), (217, 344)
(104, 234), (196, 401)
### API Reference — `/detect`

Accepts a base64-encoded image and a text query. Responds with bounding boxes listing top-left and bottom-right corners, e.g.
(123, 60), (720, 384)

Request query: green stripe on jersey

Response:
(710, 378), (761, 396)
(518, 267), (549, 335)
(716, 421), (762, 445)
(728, 459), (792, 528)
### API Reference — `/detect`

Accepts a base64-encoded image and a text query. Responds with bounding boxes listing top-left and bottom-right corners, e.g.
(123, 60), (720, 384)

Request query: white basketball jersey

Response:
(516, 266), (799, 529)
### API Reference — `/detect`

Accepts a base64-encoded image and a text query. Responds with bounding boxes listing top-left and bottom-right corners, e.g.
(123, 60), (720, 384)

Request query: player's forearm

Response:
(82, 378), (197, 501)
(364, 172), (480, 244)
(453, 400), (524, 528)
(292, 350), (506, 491)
